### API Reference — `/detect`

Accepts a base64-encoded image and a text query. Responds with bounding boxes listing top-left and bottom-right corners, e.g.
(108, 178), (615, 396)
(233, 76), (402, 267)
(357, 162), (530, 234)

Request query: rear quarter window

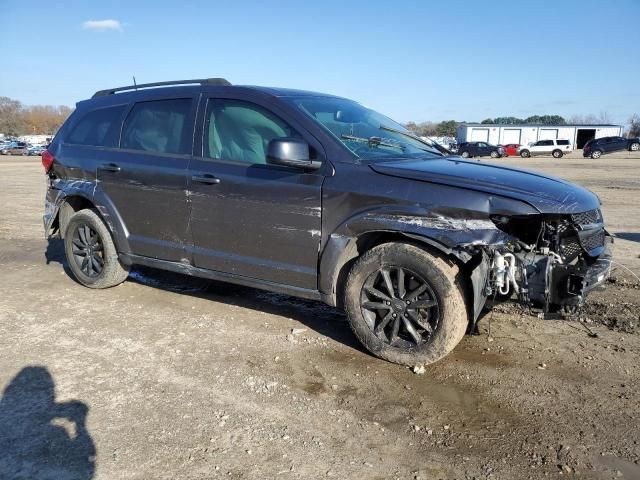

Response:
(557, 140), (570, 145)
(66, 104), (126, 147)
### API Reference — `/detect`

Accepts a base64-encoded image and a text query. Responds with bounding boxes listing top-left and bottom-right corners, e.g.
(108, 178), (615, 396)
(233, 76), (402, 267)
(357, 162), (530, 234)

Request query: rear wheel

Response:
(552, 149), (563, 158)
(591, 150), (602, 159)
(490, 150), (499, 158)
(344, 243), (468, 366)
(460, 151), (470, 158)
(520, 149), (530, 158)
(64, 209), (129, 288)
(630, 142), (639, 151)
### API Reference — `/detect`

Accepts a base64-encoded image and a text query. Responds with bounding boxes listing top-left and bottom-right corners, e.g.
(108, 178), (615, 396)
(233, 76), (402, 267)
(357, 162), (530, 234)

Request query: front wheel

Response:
(64, 209), (129, 288)
(552, 149), (563, 158)
(630, 142), (639, 151)
(520, 150), (530, 158)
(344, 243), (468, 366)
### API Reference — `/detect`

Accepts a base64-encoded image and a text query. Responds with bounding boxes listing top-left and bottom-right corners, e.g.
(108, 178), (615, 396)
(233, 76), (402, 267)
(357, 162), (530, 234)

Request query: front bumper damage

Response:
(466, 209), (612, 326)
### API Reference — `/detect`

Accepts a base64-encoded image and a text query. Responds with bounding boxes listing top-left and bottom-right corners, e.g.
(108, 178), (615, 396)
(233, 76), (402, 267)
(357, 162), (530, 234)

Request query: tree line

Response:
(0, 96), (73, 137)
(2, 94), (639, 140)
(405, 113), (640, 139)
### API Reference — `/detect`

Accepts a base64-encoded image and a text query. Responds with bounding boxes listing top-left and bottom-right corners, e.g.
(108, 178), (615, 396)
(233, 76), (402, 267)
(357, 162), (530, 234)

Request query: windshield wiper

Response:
(378, 125), (447, 154)
(341, 134), (405, 150)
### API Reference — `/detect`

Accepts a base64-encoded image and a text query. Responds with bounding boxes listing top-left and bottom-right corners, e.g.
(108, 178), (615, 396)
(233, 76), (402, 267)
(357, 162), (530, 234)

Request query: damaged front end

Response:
(478, 208), (612, 317)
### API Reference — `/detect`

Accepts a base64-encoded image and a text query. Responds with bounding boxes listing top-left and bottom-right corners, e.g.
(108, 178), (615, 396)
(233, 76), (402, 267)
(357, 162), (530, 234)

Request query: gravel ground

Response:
(0, 152), (638, 480)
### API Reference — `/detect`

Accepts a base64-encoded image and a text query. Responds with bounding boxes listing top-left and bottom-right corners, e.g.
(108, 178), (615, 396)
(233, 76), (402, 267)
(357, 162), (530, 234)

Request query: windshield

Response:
(284, 96), (443, 161)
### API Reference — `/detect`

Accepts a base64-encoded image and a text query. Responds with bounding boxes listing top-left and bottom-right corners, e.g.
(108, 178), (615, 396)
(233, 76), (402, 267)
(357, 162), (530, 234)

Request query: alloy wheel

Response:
(71, 224), (104, 277)
(360, 266), (440, 349)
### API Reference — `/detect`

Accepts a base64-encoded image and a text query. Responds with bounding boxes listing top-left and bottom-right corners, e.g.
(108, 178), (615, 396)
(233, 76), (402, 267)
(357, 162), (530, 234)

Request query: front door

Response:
(97, 96), (196, 261)
(187, 97), (324, 290)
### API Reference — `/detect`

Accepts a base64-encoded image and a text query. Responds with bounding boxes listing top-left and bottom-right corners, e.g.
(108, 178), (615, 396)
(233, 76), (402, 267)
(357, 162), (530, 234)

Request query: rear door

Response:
(97, 94), (197, 261)
(187, 95), (325, 289)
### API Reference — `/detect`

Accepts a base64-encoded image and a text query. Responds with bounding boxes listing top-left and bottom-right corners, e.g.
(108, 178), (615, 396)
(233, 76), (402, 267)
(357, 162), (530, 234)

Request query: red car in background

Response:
(501, 144), (521, 157)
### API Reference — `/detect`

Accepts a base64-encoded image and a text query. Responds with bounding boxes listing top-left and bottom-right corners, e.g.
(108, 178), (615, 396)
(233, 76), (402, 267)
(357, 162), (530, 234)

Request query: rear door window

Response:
(121, 98), (192, 155)
(67, 104), (126, 147)
(557, 140), (570, 145)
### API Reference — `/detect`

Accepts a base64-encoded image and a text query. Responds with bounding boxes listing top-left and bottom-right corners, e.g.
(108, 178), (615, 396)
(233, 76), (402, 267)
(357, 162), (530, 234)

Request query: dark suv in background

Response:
(583, 136), (640, 158)
(457, 141), (505, 158)
(42, 78), (612, 366)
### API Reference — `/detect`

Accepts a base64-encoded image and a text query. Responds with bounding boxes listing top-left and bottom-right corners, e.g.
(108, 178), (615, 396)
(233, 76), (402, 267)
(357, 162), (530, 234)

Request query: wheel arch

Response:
(49, 186), (132, 256)
(320, 229), (468, 310)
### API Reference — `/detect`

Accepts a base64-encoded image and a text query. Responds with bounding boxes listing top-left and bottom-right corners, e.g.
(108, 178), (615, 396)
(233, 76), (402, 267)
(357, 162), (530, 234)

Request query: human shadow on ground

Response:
(0, 366), (96, 480)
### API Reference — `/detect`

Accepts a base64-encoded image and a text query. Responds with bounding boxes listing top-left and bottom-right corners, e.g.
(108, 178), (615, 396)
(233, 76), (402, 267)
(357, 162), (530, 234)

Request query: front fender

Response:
(318, 207), (513, 304)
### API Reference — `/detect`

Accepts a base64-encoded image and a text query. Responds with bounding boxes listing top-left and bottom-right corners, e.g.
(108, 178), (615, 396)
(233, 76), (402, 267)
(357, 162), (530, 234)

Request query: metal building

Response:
(456, 123), (623, 149)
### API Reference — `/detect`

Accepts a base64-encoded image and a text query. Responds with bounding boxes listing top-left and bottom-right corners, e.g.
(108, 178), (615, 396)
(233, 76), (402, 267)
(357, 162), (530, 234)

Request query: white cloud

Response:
(82, 19), (123, 32)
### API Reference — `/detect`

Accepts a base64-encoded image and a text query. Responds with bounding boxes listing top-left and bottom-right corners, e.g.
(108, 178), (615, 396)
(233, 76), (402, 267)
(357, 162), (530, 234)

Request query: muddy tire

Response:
(344, 243), (468, 366)
(64, 209), (129, 289)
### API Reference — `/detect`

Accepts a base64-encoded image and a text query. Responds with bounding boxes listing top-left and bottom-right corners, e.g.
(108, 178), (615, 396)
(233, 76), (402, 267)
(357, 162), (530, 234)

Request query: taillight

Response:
(41, 150), (54, 173)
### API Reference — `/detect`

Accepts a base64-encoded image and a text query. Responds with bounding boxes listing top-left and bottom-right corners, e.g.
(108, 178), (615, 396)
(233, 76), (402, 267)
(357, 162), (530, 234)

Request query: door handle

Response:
(191, 174), (220, 185)
(99, 163), (121, 173)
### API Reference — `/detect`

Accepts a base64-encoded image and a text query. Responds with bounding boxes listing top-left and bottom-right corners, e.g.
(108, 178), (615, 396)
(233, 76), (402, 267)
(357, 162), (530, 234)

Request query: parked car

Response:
(42, 78), (612, 366)
(457, 142), (505, 158)
(0, 141), (29, 155)
(518, 139), (572, 158)
(501, 144), (520, 157)
(28, 145), (47, 156)
(583, 136), (640, 159)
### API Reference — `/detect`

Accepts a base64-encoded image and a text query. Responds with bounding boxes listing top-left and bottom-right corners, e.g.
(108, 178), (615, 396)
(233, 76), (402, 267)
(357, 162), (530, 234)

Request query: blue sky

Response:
(1, 0), (638, 124)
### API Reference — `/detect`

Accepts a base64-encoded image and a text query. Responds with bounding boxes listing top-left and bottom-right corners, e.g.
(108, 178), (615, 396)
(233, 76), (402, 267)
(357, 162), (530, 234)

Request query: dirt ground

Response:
(0, 151), (638, 480)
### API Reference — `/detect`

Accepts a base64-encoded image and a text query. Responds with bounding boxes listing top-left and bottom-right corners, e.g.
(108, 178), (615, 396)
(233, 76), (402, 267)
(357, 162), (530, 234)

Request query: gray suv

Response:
(42, 78), (612, 365)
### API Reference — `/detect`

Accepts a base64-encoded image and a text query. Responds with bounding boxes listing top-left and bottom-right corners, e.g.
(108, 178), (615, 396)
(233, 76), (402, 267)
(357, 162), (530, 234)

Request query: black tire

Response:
(591, 150), (602, 159)
(344, 243), (468, 366)
(520, 149), (530, 158)
(460, 151), (470, 158)
(630, 142), (639, 152)
(64, 209), (129, 288)
(552, 149), (563, 158)
(490, 150), (499, 158)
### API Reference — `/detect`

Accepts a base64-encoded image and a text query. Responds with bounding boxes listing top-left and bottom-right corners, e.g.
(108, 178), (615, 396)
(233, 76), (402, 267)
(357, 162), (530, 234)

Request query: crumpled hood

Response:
(370, 157), (600, 214)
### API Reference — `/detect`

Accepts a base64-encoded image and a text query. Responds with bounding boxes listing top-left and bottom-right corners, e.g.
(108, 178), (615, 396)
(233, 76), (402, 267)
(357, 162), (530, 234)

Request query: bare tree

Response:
(0, 97), (26, 136)
(629, 114), (640, 138)
(0, 97), (73, 136)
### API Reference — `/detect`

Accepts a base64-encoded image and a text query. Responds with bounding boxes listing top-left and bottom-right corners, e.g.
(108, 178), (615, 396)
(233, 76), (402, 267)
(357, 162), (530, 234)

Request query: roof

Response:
(460, 123), (622, 128)
(90, 77), (341, 101)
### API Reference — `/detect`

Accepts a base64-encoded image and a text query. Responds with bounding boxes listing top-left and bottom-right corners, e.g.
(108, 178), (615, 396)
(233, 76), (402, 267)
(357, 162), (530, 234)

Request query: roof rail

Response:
(92, 78), (231, 98)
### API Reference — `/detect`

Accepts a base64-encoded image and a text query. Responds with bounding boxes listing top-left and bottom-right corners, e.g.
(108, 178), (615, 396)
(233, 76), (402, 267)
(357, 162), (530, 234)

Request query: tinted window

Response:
(538, 140), (554, 146)
(204, 99), (298, 164)
(67, 105), (126, 147)
(121, 98), (192, 155)
(557, 140), (570, 145)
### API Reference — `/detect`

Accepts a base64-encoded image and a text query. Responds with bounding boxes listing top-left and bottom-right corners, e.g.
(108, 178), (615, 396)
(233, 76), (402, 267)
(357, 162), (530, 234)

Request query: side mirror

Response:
(266, 138), (319, 170)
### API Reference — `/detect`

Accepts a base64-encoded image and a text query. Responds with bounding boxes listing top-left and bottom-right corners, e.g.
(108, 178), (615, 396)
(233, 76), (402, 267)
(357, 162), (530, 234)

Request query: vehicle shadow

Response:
(127, 265), (366, 353)
(614, 232), (640, 243)
(45, 237), (66, 265)
(0, 366), (96, 480)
